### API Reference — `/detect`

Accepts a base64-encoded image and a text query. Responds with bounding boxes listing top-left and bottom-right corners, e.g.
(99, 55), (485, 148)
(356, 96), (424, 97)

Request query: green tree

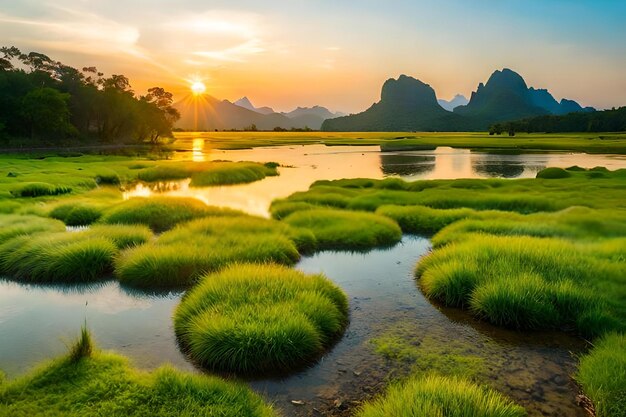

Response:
(20, 88), (75, 140)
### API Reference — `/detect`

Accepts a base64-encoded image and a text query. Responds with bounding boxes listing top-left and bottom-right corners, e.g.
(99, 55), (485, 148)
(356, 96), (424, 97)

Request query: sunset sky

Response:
(1, 0), (625, 113)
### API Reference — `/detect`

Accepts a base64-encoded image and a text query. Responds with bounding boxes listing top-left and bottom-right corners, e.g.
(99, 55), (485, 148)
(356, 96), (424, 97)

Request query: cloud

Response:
(0, 7), (142, 57)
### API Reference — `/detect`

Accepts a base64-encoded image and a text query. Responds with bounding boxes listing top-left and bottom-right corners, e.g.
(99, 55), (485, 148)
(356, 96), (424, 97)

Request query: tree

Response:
(21, 88), (75, 140)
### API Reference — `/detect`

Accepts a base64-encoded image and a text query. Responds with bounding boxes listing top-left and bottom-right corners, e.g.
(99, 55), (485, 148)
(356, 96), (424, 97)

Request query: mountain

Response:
(437, 94), (468, 111)
(322, 75), (469, 131)
(233, 96), (275, 115)
(283, 106), (340, 119)
(175, 95), (298, 130)
(454, 68), (593, 127)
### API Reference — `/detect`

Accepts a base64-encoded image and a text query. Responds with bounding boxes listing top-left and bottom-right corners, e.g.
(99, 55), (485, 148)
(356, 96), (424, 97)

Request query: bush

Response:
(356, 374), (526, 417)
(577, 333), (626, 417)
(282, 208), (402, 251)
(174, 263), (348, 374)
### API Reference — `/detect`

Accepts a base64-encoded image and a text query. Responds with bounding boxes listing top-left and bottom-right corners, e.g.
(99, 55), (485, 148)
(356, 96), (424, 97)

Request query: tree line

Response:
(489, 107), (626, 134)
(0, 46), (179, 146)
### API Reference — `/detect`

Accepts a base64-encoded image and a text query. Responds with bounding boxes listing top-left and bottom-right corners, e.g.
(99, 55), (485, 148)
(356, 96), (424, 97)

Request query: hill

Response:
(322, 75), (469, 131)
(437, 94), (468, 111)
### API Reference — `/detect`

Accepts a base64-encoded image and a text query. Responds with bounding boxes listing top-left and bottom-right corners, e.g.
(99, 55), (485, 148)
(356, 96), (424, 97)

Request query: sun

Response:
(190, 81), (206, 95)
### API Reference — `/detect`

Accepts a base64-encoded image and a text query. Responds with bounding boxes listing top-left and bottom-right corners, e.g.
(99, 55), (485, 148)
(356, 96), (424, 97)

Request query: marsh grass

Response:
(356, 374), (526, 417)
(49, 203), (103, 226)
(100, 197), (240, 232)
(0, 214), (65, 241)
(69, 323), (93, 363)
(114, 216), (309, 288)
(0, 224), (152, 283)
(174, 263), (348, 375)
(416, 235), (624, 337)
(577, 333), (626, 417)
(376, 205), (476, 234)
(0, 330), (276, 417)
(282, 208), (402, 251)
(135, 161), (278, 186)
(11, 182), (72, 197)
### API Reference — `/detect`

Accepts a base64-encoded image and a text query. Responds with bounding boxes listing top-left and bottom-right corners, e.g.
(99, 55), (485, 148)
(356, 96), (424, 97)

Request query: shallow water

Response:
(0, 237), (586, 417)
(125, 144), (626, 216)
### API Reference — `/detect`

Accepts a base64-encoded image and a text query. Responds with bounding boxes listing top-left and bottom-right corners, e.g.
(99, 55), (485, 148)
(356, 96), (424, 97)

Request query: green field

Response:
(172, 131), (626, 153)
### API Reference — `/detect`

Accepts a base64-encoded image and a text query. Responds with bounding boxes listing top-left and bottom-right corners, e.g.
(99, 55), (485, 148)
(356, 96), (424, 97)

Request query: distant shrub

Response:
(536, 167), (571, 179)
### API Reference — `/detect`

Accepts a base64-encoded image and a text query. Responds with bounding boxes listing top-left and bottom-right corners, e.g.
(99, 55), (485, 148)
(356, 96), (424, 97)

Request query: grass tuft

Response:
(174, 263), (348, 375)
(49, 203), (103, 226)
(100, 197), (240, 232)
(10, 182), (72, 197)
(356, 374), (526, 417)
(536, 167), (571, 179)
(577, 333), (626, 417)
(115, 216), (307, 288)
(282, 208), (402, 251)
(69, 323), (94, 363)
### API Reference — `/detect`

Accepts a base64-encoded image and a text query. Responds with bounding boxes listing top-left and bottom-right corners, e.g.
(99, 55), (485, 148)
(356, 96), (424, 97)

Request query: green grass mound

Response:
(282, 208), (402, 251)
(376, 205), (477, 235)
(0, 224), (151, 283)
(135, 161), (278, 186)
(416, 235), (624, 337)
(115, 216), (311, 288)
(577, 333), (626, 417)
(0, 329), (276, 417)
(356, 374), (526, 417)
(174, 263), (348, 375)
(10, 182), (72, 198)
(100, 197), (240, 232)
(0, 233), (117, 283)
(189, 162), (278, 187)
(49, 203), (103, 226)
(536, 167), (572, 179)
(0, 215), (66, 241)
(431, 207), (626, 247)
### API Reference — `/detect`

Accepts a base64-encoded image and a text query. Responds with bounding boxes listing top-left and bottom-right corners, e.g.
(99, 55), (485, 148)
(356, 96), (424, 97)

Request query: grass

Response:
(49, 202), (103, 226)
(416, 235), (624, 337)
(0, 214), (65, 241)
(100, 197), (240, 232)
(10, 182), (72, 197)
(0, 224), (151, 283)
(282, 208), (402, 251)
(115, 216), (309, 288)
(0, 328), (276, 417)
(170, 131), (626, 154)
(355, 374), (526, 417)
(577, 333), (626, 417)
(135, 161), (278, 185)
(376, 205), (477, 235)
(174, 263), (348, 375)
(0, 233), (118, 283)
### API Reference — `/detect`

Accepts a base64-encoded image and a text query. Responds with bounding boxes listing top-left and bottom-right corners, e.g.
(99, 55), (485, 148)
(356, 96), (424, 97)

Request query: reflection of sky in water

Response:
(124, 144), (626, 217)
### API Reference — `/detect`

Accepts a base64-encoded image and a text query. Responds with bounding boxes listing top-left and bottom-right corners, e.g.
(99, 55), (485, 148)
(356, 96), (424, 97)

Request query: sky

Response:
(1, 0), (625, 112)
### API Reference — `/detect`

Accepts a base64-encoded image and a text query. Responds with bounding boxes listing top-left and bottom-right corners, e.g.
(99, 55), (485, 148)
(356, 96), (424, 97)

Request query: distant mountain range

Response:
(437, 94), (468, 111)
(323, 68), (594, 131)
(175, 96), (343, 130)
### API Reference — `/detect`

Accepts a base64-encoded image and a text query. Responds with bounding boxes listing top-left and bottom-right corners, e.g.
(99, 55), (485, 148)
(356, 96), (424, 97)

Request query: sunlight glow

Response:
(190, 81), (206, 95)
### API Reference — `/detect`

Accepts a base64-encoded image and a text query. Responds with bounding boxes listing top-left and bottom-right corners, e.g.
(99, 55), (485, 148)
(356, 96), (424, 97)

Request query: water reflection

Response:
(379, 153), (435, 176)
(123, 145), (625, 217)
(192, 138), (205, 162)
